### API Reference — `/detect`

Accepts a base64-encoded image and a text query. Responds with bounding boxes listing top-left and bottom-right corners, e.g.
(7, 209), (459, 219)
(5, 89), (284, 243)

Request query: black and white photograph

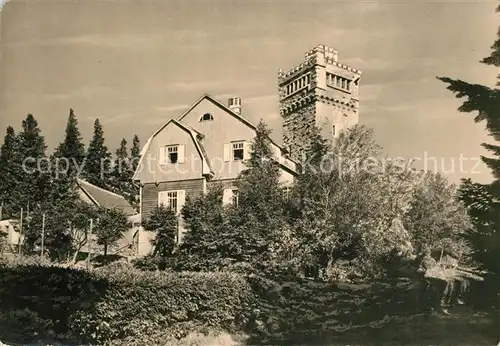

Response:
(0, 0), (499, 345)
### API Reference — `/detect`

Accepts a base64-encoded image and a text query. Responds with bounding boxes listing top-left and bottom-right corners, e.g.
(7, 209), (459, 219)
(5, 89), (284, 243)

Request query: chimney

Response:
(228, 97), (242, 115)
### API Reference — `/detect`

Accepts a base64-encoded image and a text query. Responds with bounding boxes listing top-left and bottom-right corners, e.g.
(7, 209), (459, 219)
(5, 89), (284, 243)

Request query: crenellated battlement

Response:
(279, 45), (362, 162)
(278, 44), (362, 83)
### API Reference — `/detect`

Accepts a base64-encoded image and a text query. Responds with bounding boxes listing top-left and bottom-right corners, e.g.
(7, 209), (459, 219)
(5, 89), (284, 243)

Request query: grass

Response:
(332, 306), (497, 345)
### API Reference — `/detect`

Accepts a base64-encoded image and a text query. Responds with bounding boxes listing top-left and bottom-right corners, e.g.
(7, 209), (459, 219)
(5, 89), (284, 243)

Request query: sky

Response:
(0, 0), (499, 184)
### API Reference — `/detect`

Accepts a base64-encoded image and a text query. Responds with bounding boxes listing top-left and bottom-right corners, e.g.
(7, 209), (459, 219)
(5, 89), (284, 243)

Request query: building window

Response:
(232, 189), (239, 207)
(232, 141), (244, 160)
(200, 113), (213, 122)
(158, 190), (185, 213)
(282, 187), (291, 201)
(167, 145), (178, 164)
(167, 191), (178, 212)
(332, 125), (336, 137)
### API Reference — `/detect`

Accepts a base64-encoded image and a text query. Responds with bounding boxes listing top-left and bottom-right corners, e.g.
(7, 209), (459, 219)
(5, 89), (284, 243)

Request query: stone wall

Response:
(282, 103), (316, 163)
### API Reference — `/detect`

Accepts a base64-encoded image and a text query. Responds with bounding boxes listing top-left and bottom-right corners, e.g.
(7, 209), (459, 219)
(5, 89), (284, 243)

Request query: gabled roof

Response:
(133, 94), (298, 179)
(132, 118), (214, 180)
(77, 179), (137, 216)
(177, 94), (295, 159)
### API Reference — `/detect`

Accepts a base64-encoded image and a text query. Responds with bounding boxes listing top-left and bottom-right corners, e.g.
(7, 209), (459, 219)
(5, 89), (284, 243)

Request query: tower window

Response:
(200, 113), (213, 121)
(332, 125), (336, 137)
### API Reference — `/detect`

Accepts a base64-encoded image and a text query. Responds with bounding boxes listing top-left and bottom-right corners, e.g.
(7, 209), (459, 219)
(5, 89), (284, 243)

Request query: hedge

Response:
(247, 276), (435, 345)
(0, 261), (254, 345)
(2, 258), (492, 345)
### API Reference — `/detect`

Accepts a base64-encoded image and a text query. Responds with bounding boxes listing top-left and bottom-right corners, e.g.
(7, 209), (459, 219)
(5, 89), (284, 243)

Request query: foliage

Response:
(438, 5), (500, 277)
(83, 119), (112, 187)
(22, 200), (96, 262)
(130, 134), (141, 172)
(94, 207), (130, 256)
(176, 183), (228, 271)
(290, 125), (419, 280)
(52, 108), (86, 176)
(1, 114), (51, 219)
(0, 263), (254, 345)
(458, 179), (500, 274)
(225, 121), (289, 272)
(0, 126), (21, 218)
(246, 275), (426, 345)
(404, 172), (471, 258)
(142, 206), (178, 260)
(131, 255), (162, 271)
(110, 138), (130, 191)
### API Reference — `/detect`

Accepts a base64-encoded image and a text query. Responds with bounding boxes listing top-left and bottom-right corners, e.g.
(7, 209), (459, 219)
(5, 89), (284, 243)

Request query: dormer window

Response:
(168, 145), (178, 163)
(200, 113), (213, 122)
(232, 142), (244, 160)
(159, 144), (185, 165)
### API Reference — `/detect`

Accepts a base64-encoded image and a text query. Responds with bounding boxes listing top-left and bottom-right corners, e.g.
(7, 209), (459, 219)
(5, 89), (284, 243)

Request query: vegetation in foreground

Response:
(1, 4), (500, 346)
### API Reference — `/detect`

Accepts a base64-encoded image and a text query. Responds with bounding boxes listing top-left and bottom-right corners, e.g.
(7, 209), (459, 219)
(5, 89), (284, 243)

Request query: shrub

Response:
(0, 263), (254, 345)
(246, 275), (425, 345)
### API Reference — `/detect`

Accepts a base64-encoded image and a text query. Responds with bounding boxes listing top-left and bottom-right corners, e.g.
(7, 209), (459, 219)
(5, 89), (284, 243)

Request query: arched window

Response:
(200, 113), (213, 122)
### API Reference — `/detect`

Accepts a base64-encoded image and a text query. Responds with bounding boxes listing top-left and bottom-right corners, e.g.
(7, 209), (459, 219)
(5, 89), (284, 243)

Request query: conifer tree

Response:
(16, 114), (50, 211)
(142, 206), (178, 259)
(53, 108), (85, 176)
(178, 183), (227, 270)
(223, 121), (288, 271)
(48, 108), (85, 207)
(83, 119), (111, 187)
(111, 138), (129, 191)
(0, 126), (20, 217)
(130, 134), (141, 172)
(438, 5), (500, 273)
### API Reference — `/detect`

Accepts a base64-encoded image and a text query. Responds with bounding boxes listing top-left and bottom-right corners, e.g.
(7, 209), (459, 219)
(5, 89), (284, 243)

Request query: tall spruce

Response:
(111, 138), (129, 191)
(142, 206), (178, 259)
(83, 119), (111, 187)
(48, 108), (85, 207)
(438, 5), (500, 273)
(0, 126), (20, 217)
(16, 114), (50, 211)
(127, 135), (141, 210)
(223, 121), (288, 271)
(130, 134), (141, 172)
(178, 183), (227, 270)
(54, 108), (85, 176)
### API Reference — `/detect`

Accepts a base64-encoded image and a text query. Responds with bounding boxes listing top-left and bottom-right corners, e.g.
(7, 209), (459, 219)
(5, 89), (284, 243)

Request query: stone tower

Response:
(279, 44), (362, 162)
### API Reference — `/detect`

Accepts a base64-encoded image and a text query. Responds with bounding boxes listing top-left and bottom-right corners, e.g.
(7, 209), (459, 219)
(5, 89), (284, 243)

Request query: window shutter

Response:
(159, 147), (166, 165)
(177, 190), (186, 214)
(222, 188), (232, 205)
(223, 144), (230, 162)
(178, 145), (185, 164)
(158, 191), (166, 207)
(243, 141), (251, 160)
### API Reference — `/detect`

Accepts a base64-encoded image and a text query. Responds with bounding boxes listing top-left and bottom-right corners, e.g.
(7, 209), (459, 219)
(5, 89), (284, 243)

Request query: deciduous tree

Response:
(94, 207), (129, 256)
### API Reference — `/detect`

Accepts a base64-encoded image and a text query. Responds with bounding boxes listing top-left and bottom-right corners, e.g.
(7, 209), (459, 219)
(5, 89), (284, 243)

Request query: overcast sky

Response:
(0, 0), (498, 183)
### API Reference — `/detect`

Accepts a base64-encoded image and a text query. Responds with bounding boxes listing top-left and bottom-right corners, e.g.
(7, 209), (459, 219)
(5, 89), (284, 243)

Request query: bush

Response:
(0, 263), (254, 345)
(246, 275), (425, 345)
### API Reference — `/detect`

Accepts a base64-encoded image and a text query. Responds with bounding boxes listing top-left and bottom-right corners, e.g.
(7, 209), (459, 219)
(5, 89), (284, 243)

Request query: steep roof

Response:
(177, 94), (293, 156)
(77, 179), (137, 216)
(132, 118), (214, 180)
(133, 94), (297, 179)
